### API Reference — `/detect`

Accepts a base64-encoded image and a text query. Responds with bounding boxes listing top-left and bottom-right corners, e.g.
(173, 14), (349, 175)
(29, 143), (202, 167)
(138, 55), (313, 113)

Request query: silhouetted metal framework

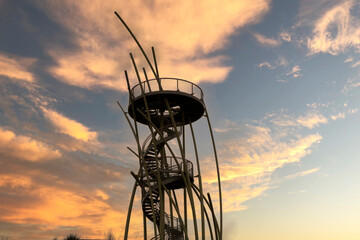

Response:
(115, 12), (222, 240)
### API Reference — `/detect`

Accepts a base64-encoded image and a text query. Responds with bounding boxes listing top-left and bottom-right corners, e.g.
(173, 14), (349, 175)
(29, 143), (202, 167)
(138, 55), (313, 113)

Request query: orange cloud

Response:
(296, 112), (328, 129)
(0, 127), (61, 162)
(41, 107), (98, 142)
(201, 122), (322, 212)
(268, 110), (328, 129)
(36, 0), (271, 90)
(0, 174), (32, 189)
(206, 133), (322, 183)
(47, 50), (128, 92)
(0, 173), (142, 239)
(0, 53), (36, 82)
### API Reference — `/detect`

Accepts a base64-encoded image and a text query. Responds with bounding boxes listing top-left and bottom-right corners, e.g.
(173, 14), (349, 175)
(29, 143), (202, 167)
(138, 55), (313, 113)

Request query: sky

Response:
(0, 0), (360, 239)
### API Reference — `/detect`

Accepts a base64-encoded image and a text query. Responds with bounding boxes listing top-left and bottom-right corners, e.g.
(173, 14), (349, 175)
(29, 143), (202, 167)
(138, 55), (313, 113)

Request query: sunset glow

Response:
(1, 0), (360, 239)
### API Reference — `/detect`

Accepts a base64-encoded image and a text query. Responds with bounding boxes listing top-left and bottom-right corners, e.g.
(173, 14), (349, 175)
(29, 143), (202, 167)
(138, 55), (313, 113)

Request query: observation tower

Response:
(115, 12), (222, 240)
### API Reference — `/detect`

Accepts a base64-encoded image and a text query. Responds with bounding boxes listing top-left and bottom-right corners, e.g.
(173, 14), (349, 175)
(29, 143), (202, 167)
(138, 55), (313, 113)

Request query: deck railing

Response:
(131, 78), (203, 100)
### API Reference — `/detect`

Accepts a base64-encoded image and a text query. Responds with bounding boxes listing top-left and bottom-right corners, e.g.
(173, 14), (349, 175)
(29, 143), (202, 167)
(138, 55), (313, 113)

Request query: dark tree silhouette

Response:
(64, 234), (81, 240)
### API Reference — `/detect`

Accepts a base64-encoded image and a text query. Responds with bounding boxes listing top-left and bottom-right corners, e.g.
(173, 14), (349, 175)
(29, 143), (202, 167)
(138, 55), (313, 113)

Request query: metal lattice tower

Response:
(115, 12), (222, 240)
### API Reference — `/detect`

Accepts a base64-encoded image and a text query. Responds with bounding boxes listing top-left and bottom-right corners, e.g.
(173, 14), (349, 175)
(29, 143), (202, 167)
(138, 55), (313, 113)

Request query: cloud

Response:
(0, 133), (136, 239)
(0, 174), (138, 239)
(286, 65), (302, 78)
(41, 107), (98, 142)
(215, 132), (322, 183)
(258, 61), (272, 68)
(285, 167), (320, 180)
(258, 59), (301, 80)
(214, 119), (240, 133)
(202, 119), (322, 212)
(330, 108), (358, 121)
(35, 0), (271, 91)
(47, 50), (128, 92)
(268, 103), (357, 130)
(253, 33), (281, 47)
(266, 107), (329, 130)
(214, 107), (330, 211)
(343, 77), (360, 92)
(276, 56), (289, 67)
(344, 57), (353, 62)
(296, 112), (328, 128)
(0, 127), (61, 162)
(279, 31), (292, 42)
(287, 189), (306, 195)
(330, 112), (346, 120)
(258, 56), (288, 69)
(351, 60), (360, 68)
(0, 53), (36, 82)
(348, 108), (358, 114)
(307, 0), (360, 55)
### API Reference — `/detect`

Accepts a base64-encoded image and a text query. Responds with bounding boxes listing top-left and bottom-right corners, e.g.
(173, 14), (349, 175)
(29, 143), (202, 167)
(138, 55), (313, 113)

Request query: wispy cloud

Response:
(202, 110), (323, 212)
(285, 167), (320, 180)
(330, 112), (346, 120)
(286, 65), (302, 78)
(258, 61), (272, 68)
(253, 32), (281, 47)
(258, 56), (288, 69)
(344, 57), (353, 62)
(37, 0), (271, 91)
(0, 127), (61, 162)
(296, 112), (328, 128)
(307, 0), (360, 55)
(343, 77), (360, 92)
(279, 31), (292, 42)
(0, 53), (36, 82)
(214, 119), (240, 133)
(41, 107), (98, 142)
(287, 189), (306, 195)
(274, 111), (327, 129)
(351, 60), (360, 68)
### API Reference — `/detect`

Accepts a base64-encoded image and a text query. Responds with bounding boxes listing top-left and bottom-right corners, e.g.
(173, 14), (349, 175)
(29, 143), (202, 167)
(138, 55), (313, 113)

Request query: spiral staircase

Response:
(126, 78), (206, 239)
(140, 125), (193, 240)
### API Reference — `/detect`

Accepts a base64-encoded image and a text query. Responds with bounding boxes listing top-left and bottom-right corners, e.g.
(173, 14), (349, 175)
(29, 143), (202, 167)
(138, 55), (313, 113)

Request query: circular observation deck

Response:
(128, 78), (205, 126)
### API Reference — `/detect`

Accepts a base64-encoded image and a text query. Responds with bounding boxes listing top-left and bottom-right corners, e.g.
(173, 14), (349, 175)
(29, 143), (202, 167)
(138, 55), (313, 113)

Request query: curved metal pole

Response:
(204, 105), (223, 239)
(114, 12), (158, 80)
(161, 99), (199, 240)
(207, 193), (220, 240)
(114, 12), (163, 92)
(117, 102), (157, 239)
(124, 72), (159, 238)
(152, 47), (159, 78)
(189, 120), (205, 240)
(191, 185), (215, 240)
(123, 182), (137, 240)
(130, 56), (168, 238)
